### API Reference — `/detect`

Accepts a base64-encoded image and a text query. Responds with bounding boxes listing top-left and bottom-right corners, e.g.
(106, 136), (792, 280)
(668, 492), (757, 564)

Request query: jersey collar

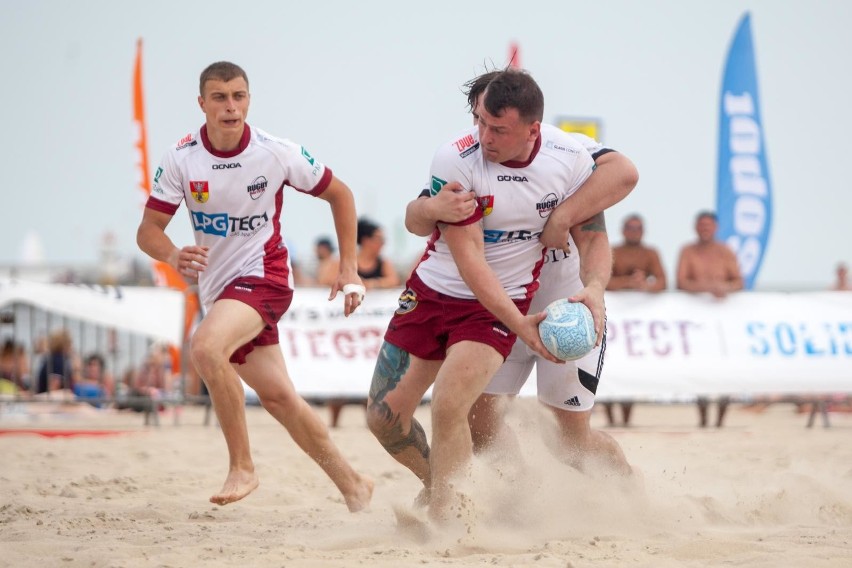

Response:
(501, 134), (541, 169)
(200, 124), (251, 158)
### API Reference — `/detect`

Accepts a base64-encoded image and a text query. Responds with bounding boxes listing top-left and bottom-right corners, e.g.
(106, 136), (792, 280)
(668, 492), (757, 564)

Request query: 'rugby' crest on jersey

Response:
(190, 181), (209, 204)
(479, 195), (494, 216)
(537, 192), (558, 218)
(247, 176), (268, 200)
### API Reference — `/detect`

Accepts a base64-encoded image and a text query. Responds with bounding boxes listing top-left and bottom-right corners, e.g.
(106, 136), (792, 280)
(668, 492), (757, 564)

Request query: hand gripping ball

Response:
(538, 298), (596, 361)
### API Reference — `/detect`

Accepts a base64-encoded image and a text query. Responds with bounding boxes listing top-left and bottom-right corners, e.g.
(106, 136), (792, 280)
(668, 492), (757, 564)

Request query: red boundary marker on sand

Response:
(0, 429), (133, 438)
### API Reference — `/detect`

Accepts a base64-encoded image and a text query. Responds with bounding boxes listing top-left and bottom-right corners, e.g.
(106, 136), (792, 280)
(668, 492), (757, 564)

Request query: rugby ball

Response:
(538, 298), (596, 361)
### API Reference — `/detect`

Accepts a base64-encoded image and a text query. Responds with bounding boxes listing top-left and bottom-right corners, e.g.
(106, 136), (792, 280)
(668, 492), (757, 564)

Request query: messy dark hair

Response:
(481, 69), (544, 124)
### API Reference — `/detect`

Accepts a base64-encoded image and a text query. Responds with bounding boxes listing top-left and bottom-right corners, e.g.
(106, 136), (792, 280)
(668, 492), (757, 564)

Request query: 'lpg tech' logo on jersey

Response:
(190, 181), (209, 203)
(191, 212), (270, 237)
(479, 195), (494, 216)
(212, 163), (241, 170)
(247, 176), (268, 200)
(453, 134), (480, 158)
(483, 228), (541, 243)
(191, 212), (228, 236)
(536, 193), (558, 218)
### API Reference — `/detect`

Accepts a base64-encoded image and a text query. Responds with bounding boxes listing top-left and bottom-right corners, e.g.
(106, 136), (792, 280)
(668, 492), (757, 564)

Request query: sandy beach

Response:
(1, 400), (850, 567)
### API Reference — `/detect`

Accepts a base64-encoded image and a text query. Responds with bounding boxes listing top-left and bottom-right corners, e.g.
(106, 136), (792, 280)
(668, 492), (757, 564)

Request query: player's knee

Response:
(365, 401), (393, 439)
(431, 391), (469, 426)
(189, 333), (220, 374)
(258, 386), (301, 416)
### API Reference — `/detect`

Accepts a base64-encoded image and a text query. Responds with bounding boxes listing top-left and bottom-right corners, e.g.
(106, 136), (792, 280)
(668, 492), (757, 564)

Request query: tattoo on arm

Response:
(580, 211), (607, 233)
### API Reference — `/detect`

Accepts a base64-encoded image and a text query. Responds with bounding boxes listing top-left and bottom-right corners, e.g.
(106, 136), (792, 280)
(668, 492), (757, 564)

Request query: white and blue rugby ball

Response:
(538, 298), (597, 361)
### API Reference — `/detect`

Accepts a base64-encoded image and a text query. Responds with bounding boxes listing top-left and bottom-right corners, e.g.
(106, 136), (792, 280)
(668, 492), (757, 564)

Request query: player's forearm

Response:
(458, 256), (526, 332)
(571, 212), (611, 291)
(445, 229), (525, 332)
(136, 220), (179, 267)
(550, 153), (638, 234)
(325, 186), (359, 272)
(577, 234), (612, 292)
(405, 197), (438, 237)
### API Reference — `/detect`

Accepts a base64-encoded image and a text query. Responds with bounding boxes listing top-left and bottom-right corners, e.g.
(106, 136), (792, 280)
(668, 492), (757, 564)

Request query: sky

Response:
(2, 0), (850, 290)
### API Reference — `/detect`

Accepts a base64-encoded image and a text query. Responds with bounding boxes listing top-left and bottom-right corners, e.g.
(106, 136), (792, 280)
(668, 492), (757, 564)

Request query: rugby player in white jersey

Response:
(137, 61), (373, 510)
(368, 71), (638, 514)
(461, 73), (634, 478)
(368, 69), (625, 521)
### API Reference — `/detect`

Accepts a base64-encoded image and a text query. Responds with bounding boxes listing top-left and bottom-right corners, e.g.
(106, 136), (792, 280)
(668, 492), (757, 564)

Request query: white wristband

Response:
(342, 283), (366, 302)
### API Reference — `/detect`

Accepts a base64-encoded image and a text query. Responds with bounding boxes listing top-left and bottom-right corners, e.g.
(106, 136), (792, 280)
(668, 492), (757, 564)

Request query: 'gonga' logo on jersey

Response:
(190, 181), (209, 204)
(479, 195), (494, 216)
(395, 288), (418, 315)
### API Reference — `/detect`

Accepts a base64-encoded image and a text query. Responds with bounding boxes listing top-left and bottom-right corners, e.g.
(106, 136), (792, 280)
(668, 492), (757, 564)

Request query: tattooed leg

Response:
(366, 341), (439, 487)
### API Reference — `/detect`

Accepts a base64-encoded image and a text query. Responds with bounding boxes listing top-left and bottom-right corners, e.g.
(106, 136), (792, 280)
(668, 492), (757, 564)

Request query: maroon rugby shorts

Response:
(384, 272), (530, 361)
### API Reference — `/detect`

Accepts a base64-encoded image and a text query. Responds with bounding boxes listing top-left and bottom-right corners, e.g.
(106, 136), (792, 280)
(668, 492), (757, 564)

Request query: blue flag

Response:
(716, 12), (772, 290)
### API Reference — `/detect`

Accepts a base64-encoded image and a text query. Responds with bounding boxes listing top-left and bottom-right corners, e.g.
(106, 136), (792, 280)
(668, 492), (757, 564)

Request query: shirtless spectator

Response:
(608, 214), (666, 292)
(677, 210), (744, 427)
(676, 210), (743, 298)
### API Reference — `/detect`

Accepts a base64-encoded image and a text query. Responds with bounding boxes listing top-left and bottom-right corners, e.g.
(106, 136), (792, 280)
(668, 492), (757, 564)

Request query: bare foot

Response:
(209, 469), (259, 505)
(343, 474), (374, 512)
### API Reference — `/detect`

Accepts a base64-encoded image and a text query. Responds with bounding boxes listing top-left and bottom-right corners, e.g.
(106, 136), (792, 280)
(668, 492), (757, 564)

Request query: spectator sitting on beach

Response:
(34, 329), (80, 398)
(1, 338), (31, 395)
(356, 217), (400, 290)
(313, 236), (340, 288)
(831, 262), (851, 291)
(73, 353), (115, 407)
(119, 343), (175, 413)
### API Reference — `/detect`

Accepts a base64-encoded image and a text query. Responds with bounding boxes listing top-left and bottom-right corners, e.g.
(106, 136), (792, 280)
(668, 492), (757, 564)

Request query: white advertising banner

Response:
(5, 280), (849, 400)
(279, 289), (852, 400)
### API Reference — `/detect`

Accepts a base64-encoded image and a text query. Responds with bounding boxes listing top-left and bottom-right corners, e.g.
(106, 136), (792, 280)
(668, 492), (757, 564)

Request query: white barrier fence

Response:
(280, 289), (852, 400)
(3, 279), (850, 401)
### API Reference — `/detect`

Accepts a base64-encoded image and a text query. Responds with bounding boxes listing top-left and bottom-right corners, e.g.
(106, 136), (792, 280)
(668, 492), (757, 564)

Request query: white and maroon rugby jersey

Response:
(530, 133), (612, 312)
(146, 124), (331, 308)
(414, 123), (595, 300)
